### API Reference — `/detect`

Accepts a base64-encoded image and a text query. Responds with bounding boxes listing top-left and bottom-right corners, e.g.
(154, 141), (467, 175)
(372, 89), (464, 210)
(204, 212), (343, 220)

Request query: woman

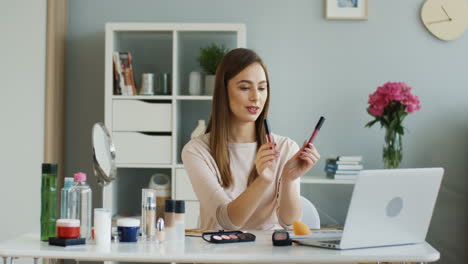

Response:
(182, 48), (320, 231)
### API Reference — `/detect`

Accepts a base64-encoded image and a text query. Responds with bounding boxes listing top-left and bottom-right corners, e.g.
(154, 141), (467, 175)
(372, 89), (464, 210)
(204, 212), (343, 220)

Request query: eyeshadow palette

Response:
(202, 230), (256, 244)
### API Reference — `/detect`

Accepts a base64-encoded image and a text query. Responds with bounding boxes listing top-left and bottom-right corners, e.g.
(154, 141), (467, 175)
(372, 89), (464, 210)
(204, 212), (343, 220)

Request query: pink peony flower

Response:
(368, 106), (384, 116)
(367, 81), (421, 117)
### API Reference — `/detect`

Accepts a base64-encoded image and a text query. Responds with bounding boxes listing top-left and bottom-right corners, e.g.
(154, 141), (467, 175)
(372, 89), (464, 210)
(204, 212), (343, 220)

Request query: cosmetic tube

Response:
(164, 199), (175, 241)
(156, 217), (165, 243)
(174, 200), (185, 241)
(94, 208), (111, 249)
(141, 189), (156, 241)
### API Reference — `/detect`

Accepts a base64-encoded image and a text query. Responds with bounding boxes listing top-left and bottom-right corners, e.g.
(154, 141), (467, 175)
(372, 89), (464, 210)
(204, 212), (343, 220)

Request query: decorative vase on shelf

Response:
(365, 81), (421, 169)
(191, 120), (206, 139)
(188, 71), (202, 95)
(205, 75), (215, 95)
(383, 127), (403, 169)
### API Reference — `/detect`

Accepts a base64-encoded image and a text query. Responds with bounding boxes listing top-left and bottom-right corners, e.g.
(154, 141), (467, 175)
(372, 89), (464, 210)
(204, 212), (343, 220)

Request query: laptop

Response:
(295, 168), (444, 249)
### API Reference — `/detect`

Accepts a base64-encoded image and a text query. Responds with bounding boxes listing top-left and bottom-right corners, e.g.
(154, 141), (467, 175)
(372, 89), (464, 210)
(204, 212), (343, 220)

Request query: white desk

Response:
(0, 232), (439, 263)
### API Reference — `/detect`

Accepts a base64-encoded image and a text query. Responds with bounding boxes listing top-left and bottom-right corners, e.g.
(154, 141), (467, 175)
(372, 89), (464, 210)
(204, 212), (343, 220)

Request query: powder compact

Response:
(272, 231), (293, 246)
(202, 230), (256, 244)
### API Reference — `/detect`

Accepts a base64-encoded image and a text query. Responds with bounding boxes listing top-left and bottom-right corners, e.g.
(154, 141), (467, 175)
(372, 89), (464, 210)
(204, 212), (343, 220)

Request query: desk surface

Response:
(0, 233), (439, 263)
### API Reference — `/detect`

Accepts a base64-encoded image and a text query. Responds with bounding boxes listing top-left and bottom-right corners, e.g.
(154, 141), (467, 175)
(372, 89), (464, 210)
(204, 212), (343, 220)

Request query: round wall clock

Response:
(421, 0), (468, 40)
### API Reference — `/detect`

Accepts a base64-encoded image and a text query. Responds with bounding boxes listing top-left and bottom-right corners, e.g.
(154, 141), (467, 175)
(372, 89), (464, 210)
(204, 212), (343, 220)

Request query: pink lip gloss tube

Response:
(307, 116), (325, 145)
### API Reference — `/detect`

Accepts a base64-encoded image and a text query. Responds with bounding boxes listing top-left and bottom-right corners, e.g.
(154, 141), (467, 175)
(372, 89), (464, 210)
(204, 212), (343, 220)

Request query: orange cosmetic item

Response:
(292, 221), (312, 236)
(56, 219), (81, 239)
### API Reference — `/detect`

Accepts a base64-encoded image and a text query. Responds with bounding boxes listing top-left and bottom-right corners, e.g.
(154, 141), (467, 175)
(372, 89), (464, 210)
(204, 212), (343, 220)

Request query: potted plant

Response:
(197, 43), (229, 95)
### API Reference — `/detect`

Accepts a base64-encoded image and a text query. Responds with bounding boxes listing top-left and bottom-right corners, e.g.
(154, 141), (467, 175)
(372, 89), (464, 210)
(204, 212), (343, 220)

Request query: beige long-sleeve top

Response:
(181, 133), (300, 231)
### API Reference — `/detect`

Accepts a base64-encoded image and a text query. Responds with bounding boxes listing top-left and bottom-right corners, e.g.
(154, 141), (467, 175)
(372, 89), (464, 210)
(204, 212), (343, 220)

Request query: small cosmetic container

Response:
(156, 217), (165, 243)
(117, 218), (140, 242)
(141, 189), (156, 241)
(164, 199), (175, 241)
(94, 208), (111, 249)
(272, 231), (292, 246)
(174, 200), (185, 241)
(56, 219), (80, 239)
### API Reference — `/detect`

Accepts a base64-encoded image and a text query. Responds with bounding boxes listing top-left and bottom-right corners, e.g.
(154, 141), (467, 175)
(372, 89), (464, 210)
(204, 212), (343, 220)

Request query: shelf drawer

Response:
(113, 100), (172, 131)
(186, 201), (200, 229)
(175, 168), (197, 201)
(113, 132), (172, 164)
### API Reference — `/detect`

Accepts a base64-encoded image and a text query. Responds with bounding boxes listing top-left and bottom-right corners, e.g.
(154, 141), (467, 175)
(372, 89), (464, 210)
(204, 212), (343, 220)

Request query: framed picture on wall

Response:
(326, 0), (368, 20)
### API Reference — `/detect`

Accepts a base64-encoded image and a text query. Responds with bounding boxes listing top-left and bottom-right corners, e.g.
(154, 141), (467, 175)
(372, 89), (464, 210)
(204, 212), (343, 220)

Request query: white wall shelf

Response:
(104, 22), (246, 230)
(112, 95), (173, 100)
(175, 95), (212, 100)
(116, 163), (174, 169)
(301, 175), (355, 185)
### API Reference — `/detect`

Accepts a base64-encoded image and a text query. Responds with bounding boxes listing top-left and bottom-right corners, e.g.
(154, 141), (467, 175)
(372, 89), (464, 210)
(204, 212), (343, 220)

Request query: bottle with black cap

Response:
(164, 199), (175, 241)
(175, 200), (185, 241)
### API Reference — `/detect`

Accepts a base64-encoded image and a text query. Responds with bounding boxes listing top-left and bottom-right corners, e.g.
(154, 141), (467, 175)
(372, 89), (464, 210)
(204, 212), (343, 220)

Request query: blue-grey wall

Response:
(66, 1), (468, 263)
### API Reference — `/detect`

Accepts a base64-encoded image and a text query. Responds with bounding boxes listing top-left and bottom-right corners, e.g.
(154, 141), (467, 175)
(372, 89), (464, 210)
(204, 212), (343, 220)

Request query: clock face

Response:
(421, 0), (468, 40)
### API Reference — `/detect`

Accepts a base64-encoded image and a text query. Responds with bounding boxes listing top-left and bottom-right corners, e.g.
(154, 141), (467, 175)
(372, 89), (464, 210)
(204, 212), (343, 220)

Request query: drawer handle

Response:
(138, 132), (172, 136)
(139, 99), (172, 104)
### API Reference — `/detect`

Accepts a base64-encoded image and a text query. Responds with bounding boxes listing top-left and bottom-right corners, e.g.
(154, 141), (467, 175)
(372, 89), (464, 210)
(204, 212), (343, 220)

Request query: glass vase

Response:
(383, 128), (403, 169)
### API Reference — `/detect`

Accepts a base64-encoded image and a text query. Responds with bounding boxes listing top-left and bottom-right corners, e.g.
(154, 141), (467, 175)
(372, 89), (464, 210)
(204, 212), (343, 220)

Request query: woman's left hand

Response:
(282, 142), (320, 182)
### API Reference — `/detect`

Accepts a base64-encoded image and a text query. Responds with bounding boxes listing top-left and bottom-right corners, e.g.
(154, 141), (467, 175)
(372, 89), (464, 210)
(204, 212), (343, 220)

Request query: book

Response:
(120, 52), (137, 95)
(112, 52), (125, 95)
(325, 158), (360, 165)
(326, 163), (363, 171)
(337, 156), (362, 162)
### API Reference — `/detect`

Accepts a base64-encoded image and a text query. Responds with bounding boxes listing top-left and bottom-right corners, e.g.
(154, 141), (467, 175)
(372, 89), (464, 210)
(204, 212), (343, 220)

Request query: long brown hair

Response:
(205, 48), (271, 188)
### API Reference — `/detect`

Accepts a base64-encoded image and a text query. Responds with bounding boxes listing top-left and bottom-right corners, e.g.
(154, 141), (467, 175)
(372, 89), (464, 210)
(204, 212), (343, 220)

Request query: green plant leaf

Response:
(365, 119), (379, 128)
(197, 43), (229, 75)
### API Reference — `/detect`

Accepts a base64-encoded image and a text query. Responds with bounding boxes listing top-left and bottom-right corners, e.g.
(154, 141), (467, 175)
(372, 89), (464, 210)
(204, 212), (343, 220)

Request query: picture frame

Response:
(326, 0), (368, 20)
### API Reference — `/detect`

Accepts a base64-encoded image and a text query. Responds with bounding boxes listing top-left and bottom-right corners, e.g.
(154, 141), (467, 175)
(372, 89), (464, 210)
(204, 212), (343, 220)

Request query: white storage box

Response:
(113, 100), (172, 132)
(113, 132), (172, 164)
(185, 201), (200, 229)
(175, 168), (197, 200)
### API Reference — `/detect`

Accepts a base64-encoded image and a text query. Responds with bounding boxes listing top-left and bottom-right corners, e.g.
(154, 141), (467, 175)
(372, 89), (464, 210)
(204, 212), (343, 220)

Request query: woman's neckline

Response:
(228, 141), (257, 148)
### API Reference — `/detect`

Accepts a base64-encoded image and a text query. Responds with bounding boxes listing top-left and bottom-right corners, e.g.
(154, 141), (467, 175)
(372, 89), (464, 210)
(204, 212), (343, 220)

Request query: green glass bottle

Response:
(41, 163), (58, 241)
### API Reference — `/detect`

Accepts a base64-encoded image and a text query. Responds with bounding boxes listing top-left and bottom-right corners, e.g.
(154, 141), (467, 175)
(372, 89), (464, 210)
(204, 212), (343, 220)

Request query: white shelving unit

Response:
(103, 23), (246, 229)
(301, 175), (355, 185)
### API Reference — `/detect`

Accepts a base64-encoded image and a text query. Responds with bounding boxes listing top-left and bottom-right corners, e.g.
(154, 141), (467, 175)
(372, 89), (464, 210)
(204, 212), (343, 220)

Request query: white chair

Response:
(300, 196), (321, 229)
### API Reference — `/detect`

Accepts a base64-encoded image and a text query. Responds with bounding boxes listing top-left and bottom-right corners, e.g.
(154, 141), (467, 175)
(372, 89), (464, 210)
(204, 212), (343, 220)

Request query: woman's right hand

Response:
(255, 143), (279, 183)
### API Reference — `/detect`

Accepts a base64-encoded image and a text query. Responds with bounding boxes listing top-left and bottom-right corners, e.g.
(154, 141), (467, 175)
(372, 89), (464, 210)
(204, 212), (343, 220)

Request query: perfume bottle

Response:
(141, 189), (156, 241)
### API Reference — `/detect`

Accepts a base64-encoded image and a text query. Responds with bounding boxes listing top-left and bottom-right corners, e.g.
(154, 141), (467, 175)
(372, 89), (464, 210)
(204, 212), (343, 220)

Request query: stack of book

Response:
(113, 51), (137, 96)
(325, 156), (363, 180)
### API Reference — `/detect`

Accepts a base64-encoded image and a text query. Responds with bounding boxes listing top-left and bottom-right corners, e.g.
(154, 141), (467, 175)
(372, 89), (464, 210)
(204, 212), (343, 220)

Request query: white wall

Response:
(0, 0), (46, 241)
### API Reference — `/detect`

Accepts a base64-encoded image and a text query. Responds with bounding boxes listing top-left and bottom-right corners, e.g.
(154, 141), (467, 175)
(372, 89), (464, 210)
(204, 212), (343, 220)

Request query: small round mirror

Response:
(92, 122), (116, 186)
